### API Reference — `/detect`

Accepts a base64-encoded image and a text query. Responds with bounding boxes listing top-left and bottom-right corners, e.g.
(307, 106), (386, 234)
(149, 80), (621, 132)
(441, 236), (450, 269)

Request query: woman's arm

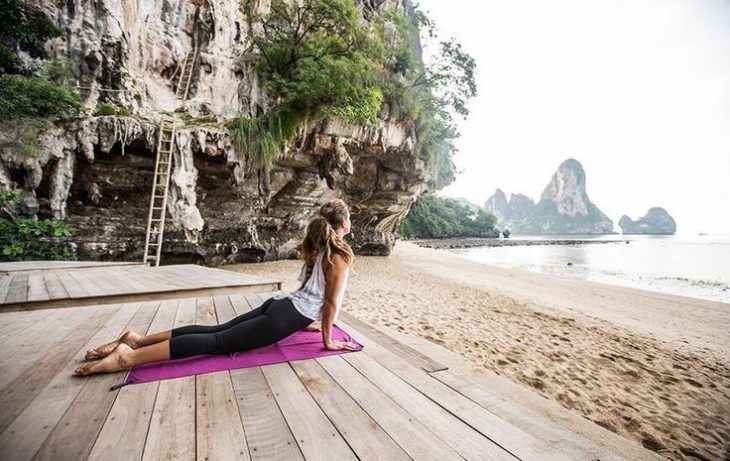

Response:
(321, 253), (346, 348)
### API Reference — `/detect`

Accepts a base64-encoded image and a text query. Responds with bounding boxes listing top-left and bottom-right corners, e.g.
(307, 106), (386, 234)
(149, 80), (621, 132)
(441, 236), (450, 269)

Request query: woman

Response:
(75, 199), (359, 376)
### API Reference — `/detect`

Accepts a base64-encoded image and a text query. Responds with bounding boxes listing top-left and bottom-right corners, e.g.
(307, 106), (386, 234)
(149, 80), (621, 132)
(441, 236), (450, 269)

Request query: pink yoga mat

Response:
(110, 324), (363, 390)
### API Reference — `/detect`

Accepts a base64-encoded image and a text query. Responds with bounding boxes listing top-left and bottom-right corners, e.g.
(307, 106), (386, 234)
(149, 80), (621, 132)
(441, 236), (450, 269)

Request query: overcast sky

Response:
(417, 0), (730, 234)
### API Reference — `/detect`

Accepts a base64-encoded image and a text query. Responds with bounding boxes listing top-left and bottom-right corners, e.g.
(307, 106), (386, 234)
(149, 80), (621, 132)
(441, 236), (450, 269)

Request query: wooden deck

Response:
(0, 261), (144, 273)
(0, 264), (645, 461)
(0, 264), (281, 312)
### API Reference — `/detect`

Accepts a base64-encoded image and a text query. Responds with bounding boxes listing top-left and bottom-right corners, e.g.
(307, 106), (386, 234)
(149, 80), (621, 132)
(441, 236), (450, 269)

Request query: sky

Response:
(416, 0), (730, 234)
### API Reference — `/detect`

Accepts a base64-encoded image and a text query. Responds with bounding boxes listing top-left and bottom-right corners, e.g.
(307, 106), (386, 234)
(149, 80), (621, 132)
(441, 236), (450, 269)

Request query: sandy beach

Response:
(231, 241), (730, 461)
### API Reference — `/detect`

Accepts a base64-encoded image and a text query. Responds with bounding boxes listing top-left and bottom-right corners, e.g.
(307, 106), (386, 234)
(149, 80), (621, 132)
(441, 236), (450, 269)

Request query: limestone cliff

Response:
(619, 208), (676, 235)
(484, 159), (614, 234)
(0, 0), (432, 263)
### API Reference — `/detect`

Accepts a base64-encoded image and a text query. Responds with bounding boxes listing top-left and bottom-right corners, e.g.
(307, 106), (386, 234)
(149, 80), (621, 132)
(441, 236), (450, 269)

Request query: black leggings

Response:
(168, 297), (314, 360)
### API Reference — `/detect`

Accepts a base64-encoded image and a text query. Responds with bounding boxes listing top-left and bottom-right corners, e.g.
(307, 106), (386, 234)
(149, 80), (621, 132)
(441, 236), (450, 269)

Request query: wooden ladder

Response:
(176, 46), (198, 100)
(143, 117), (176, 266)
(142, 45), (199, 266)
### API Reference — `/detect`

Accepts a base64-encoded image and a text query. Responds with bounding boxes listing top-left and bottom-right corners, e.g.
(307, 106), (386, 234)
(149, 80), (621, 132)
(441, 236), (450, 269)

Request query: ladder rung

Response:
(151, 218), (162, 222)
(152, 206), (164, 210)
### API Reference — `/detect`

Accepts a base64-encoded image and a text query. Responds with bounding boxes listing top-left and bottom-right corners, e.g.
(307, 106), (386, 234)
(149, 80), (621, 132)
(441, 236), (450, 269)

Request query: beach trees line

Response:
(398, 195), (506, 239)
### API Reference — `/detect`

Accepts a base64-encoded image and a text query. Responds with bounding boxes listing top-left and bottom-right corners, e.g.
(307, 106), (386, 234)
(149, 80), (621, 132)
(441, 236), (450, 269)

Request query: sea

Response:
(444, 233), (730, 304)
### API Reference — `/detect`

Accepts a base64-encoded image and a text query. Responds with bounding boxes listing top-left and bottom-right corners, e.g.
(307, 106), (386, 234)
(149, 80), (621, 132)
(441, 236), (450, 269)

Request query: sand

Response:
(230, 241), (730, 461)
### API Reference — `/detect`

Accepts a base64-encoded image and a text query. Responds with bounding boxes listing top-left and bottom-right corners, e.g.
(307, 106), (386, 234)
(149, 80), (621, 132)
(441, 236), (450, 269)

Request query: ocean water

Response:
(444, 233), (730, 303)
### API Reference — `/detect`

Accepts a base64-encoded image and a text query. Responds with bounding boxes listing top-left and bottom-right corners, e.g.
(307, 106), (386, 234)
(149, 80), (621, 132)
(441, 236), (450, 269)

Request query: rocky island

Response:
(619, 207), (677, 235)
(485, 158), (615, 234)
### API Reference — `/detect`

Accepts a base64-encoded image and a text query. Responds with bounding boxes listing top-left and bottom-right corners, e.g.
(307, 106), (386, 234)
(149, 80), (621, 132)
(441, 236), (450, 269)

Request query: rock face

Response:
(619, 208), (676, 235)
(0, 0), (433, 263)
(484, 159), (614, 234)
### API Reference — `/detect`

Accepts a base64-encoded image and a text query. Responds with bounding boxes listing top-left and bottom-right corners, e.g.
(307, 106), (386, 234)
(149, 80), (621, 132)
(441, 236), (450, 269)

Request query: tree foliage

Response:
(0, 190), (77, 261)
(379, 4), (476, 190)
(398, 195), (498, 238)
(235, 0), (476, 190)
(0, 0), (62, 74)
(0, 1), (81, 120)
(0, 74), (81, 119)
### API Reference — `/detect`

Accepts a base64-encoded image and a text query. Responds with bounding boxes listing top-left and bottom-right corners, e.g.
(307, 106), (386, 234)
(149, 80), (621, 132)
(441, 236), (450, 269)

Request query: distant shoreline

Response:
(407, 236), (630, 250)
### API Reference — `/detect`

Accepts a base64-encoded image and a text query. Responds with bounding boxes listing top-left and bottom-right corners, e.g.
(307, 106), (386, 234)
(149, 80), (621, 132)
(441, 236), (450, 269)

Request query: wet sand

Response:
(229, 241), (730, 460)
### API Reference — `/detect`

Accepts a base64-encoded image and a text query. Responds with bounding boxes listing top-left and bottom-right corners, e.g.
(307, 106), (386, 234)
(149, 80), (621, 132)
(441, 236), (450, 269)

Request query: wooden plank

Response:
(290, 359), (411, 461)
(141, 298), (196, 461)
(141, 375), (196, 461)
(88, 299), (178, 461)
(261, 362), (357, 461)
(195, 295), (251, 460)
(315, 355), (464, 461)
(86, 267), (135, 295)
(430, 370), (625, 461)
(230, 367), (304, 461)
(228, 293), (250, 316)
(0, 282), (280, 313)
(0, 273), (16, 302)
(196, 296), (218, 325)
(26, 271), (50, 302)
(33, 302), (160, 461)
(67, 268), (106, 297)
(102, 266), (149, 293)
(0, 304), (135, 461)
(4, 273), (29, 304)
(55, 270), (88, 298)
(339, 311), (447, 373)
(41, 270), (69, 299)
(0, 261), (143, 273)
(341, 352), (511, 461)
(145, 266), (192, 290)
(338, 319), (572, 461)
(213, 294), (237, 322)
(389, 324), (630, 460)
(196, 370), (251, 461)
(0, 310), (50, 344)
(0, 307), (115, 435)
(0, 308), (87, 390)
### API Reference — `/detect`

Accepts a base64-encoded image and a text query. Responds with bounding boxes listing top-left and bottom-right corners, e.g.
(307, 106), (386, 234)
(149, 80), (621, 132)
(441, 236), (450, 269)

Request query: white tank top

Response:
(272, 251), (350, 322)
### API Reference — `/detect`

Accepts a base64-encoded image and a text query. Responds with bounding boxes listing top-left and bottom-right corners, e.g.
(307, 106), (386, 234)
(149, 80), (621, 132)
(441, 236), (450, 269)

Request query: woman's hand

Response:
(324, 340), (359, 351)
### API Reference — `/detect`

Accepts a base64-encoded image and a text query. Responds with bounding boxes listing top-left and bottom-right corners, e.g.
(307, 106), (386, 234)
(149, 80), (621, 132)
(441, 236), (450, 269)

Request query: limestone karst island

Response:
(1, 2), (727, 461)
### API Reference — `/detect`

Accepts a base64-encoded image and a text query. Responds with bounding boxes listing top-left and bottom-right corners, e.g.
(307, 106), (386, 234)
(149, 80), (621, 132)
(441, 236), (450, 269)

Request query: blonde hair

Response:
(301, 199), (355, 269)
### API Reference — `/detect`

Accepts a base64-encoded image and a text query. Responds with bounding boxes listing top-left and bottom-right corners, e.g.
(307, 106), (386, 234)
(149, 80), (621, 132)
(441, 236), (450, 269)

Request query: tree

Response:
(0, 0), (62, 75)
(398, 195), (498, 238)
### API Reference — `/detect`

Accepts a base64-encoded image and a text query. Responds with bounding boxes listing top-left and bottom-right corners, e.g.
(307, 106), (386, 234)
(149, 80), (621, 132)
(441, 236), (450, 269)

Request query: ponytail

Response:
(301, 200), (355, 269)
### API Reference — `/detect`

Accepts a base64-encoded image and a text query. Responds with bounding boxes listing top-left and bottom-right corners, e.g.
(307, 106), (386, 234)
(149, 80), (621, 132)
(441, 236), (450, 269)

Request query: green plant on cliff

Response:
(0, 74), (82, 120)
(0, 0), (62, 74)
(0, 190), (77, 261)
(379, 6), (476, 190)
(0, 0), (82, 120)
(398, 195), (498, 238)
(237, 0), (476, 193)
(234, 0), (389, 166)
(93, 103), (131, 117)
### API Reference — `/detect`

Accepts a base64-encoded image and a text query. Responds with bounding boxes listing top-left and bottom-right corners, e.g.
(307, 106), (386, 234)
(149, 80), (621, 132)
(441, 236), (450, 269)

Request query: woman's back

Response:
(273, 251), (349, 322)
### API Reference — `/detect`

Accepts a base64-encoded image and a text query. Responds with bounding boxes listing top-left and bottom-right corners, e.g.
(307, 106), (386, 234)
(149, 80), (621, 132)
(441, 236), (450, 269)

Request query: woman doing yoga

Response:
(74, 198), (359, 376)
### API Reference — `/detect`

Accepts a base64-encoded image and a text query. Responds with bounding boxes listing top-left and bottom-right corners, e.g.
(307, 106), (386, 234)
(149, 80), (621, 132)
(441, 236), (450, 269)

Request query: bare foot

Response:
(75, 343), (133, 376)
(85, 330), (141, 361)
